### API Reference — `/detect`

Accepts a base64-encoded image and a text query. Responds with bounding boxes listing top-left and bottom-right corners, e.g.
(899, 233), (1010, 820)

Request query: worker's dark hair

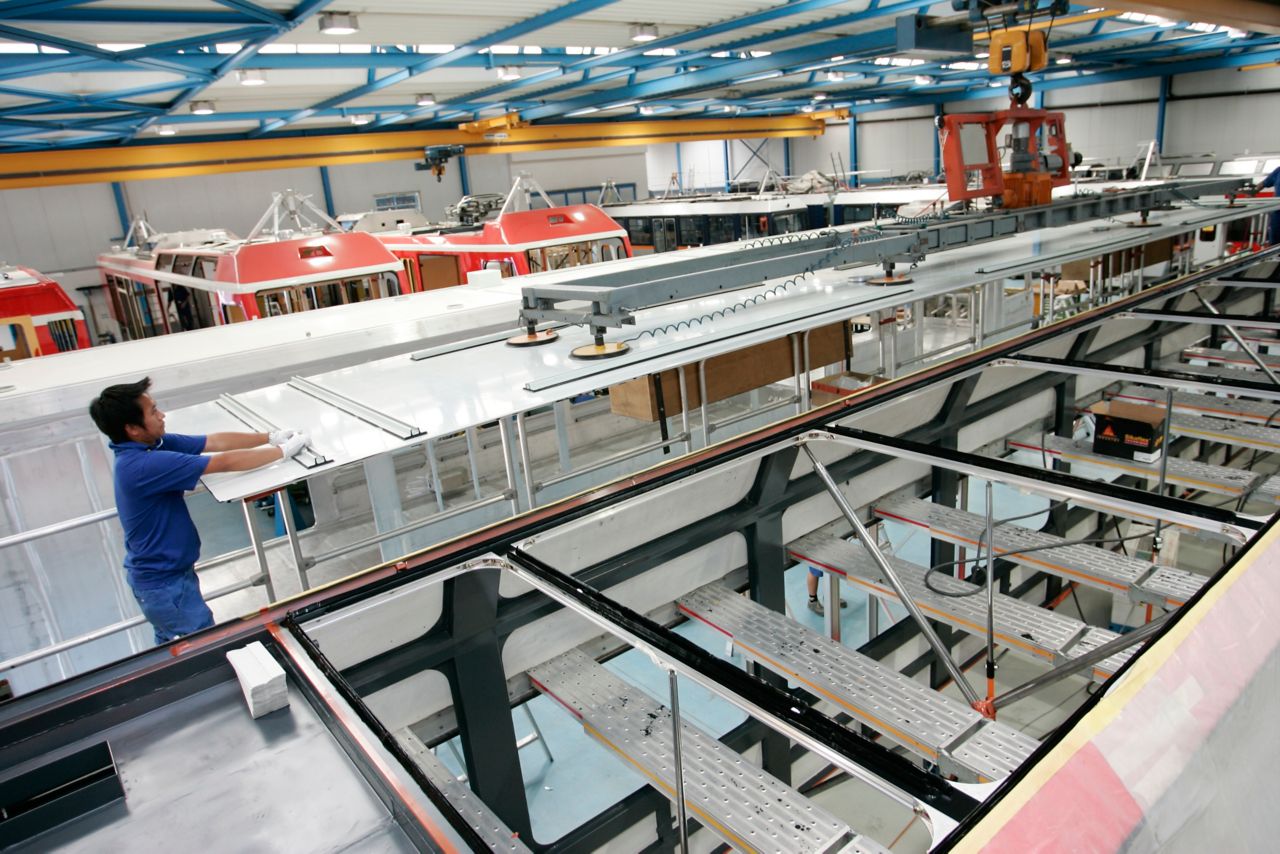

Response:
(89, 377), (152, 444)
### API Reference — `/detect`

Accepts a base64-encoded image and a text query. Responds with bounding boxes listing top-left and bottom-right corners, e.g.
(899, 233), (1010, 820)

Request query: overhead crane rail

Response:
(517, 178), (1250, 338)
(788, 532), (1136, 682)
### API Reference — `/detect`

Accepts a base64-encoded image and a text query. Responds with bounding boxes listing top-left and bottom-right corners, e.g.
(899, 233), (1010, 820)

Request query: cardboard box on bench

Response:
(1090, 400), (1166, 463)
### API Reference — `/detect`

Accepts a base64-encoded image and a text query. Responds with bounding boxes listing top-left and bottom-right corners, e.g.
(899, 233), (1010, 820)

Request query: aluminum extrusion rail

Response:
(396, 731), (531, 853)
(529, 649), (870, 854)
(874, 498), (1203, 609)
(518, 179), (1248, 330)
(994, 356), (1280, 403)
(789, 533), (1135, 682)
(1008, 435), (1262, 499)
(1109, 385), (1279, 425)
(677, 583), (1039, 781)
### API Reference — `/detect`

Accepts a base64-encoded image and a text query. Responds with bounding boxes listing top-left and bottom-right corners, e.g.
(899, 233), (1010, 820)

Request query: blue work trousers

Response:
(131, 567), (214, 645)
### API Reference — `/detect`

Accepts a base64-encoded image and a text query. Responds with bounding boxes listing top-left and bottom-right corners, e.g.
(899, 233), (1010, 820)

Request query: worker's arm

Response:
(203, 431), (268, 452)
(204, 428), (303, 452)
(203, 432), (310, 474)
(203, 446), (284, 473)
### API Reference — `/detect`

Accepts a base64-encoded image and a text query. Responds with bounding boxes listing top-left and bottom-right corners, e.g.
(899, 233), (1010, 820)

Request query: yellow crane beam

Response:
(0, 115), (834, 190)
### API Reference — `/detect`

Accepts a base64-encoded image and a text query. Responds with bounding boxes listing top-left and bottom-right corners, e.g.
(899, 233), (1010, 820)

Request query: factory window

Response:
(772, 211), (805, 234)
(678, 216), (707, 247)
(708, 215), (735, 244)
(374, 191), (422, 212)
(625, 217), (652, 247)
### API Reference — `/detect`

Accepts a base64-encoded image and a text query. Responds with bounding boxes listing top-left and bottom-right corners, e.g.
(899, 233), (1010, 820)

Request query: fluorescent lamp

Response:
(800, 104), (815, 113)
(236, 68), (265, 86)
(497, 66), (521, 80)
(415, 93), (437, 106)
(319, 12), (358, 36)
(189, 100), (215, 115)
(629, 23), (658, 42)
(812, 93), (828, 101)
(349, 113), (373, 125)
(154, 125), (176, 135)
(914, 75), (934, 85)
(825, 70), (845, 83)
(1055, 56), (1072, 65)
(638, 105), (655, 116)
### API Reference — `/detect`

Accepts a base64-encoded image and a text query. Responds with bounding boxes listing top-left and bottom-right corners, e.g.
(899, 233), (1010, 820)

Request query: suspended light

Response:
(496, 66), (521, 80)
(800, 104), (816, 113)
(236, 68), (265, 86)
(638, 105), (655, 115)
(825, 70), (845, 83)
(914, 75), (934, 86)
(629, 23), (658, 43)
(1055, 56), (1072, 65)
(189, 100), (215, 115)
(319, 12), (359, 35)
(349, 113), (373, 125)
(154, 125), (176, 135)
(415, 93), (437, 107)
(812, 92), (828, 101)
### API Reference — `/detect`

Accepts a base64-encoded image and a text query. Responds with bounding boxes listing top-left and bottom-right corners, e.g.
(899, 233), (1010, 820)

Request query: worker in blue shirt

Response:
(1257, 165), (1280, 245)
(90, 377), (309, 644)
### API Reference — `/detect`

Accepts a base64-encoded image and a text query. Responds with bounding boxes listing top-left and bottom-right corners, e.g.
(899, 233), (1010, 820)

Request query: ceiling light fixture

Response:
(914, 75), (934, 85)
(349, 113), (373, 125)
(154, 125), (176, 135)
(189, 100), (215, 115)
(638, 105), (655, 115)
(1055, 56), (1072, 65)
(825, 70), (845, 83)
(629, 23), (658, 43)
(496, 66), (521, 80)
(415, 93), (437, 106)
(319, 11), (358, 36)
(800, 104), (816, 113)
(236, 68), (265, 86)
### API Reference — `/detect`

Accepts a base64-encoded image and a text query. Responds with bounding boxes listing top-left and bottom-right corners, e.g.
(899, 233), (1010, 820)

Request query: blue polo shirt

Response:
(109, 433), (210, 588)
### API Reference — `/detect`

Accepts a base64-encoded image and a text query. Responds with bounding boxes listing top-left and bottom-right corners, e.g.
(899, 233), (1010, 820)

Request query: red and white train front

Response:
(0, 265), (90, 358)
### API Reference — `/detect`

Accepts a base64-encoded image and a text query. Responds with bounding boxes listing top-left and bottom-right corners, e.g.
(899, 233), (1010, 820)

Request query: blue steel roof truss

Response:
(0, 1), (1269, 151)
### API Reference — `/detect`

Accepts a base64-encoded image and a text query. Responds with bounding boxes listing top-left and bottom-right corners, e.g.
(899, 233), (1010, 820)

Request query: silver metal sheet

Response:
(1009, 434), (1260, 498)
(874, 498), (1204, 608)
(4, 678), (416, 853)
(529, 648), (856, 853)
(678, 583), (1037, 781)
(1112, 385), (1279, 425)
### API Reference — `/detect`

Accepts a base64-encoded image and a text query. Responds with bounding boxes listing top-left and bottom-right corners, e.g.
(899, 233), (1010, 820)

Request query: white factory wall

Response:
(465, 145), (650, 200)
(323, 159), (464, 221)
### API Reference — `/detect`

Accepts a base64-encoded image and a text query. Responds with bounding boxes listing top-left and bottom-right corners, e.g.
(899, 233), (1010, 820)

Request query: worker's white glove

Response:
(268, 428), (298, 447)
(280, 431), (310, 460)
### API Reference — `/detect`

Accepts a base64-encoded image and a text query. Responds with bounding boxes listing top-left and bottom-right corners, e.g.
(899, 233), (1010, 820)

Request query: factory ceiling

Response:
(0, 0), (1275, 152)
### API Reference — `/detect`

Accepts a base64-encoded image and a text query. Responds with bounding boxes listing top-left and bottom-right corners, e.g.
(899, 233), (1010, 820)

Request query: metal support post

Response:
(983, 481), (996, 702)
(677, 366), (692, 453)
(465, 426), (484, 501)
(276, 488), (309, 592)
(1194, 291), (1280, 386)
(801, 444), (981, 706)
(1152, 387), (1174, 555)
(697, 361), (710, 447)
(825, 571), (841, 642)
(241, 498), (275, 602)
(553, 400), (573, 473)
(514, 412), (537, 509)
(669, 669), (690, 853)
(425, 439), (446, 512)
(497, 418), (521, 516)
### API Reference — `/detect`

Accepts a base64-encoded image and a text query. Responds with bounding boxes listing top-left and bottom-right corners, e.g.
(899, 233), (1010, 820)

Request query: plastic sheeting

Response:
(957, 520), (1280, 852)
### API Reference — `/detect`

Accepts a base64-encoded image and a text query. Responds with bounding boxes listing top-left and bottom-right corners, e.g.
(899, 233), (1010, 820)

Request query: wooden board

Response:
(609, 320), (850, 421)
